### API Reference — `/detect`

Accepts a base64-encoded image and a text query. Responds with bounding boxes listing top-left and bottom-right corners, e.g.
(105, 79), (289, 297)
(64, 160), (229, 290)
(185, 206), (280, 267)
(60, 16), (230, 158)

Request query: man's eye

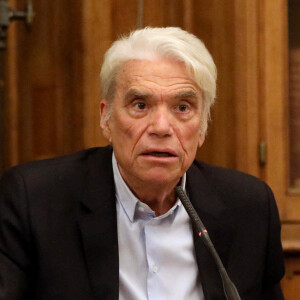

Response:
(177, 104), (188, 112)
(134, 102), (146, 110)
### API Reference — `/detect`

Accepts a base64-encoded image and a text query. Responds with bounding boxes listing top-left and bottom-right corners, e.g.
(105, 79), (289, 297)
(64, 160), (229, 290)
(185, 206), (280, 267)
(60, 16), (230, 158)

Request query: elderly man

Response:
(0, 27), (284, 299)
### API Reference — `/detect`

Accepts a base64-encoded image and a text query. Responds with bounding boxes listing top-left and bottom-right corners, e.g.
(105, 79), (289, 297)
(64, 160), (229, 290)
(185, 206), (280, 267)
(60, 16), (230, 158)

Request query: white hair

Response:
(100, 27), (217, 133)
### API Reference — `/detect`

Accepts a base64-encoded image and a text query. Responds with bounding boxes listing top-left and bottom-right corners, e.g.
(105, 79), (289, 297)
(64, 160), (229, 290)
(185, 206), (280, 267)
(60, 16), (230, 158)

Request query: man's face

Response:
(100, 58), (205, 188)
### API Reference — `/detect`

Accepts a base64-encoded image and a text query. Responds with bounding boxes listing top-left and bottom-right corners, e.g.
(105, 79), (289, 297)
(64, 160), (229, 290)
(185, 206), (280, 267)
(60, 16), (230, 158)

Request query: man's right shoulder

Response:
(4, 146), (112, 177)
(0, 146), (113, 191)
(0, 146), (114, 211)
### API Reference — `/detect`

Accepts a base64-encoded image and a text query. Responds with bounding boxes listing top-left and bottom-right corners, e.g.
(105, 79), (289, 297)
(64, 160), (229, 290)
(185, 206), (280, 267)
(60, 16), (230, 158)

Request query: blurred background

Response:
(1, 0), (300, 298)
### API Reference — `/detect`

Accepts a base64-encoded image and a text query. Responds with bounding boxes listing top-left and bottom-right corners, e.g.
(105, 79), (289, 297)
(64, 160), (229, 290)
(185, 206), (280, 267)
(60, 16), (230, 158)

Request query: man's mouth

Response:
(143, 151), (176, 157)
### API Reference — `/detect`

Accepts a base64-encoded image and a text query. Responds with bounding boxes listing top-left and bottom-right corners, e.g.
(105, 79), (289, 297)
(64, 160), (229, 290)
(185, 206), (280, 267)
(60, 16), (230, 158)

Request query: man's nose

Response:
(148, 107), (173, 137)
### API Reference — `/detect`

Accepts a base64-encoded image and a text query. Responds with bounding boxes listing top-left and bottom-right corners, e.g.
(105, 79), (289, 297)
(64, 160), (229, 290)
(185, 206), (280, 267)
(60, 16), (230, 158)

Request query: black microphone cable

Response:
(175, 186), (241, 300)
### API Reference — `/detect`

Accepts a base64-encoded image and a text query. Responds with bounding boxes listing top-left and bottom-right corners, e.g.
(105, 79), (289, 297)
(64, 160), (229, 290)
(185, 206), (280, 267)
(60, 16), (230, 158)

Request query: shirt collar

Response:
(112, 152), (186, 222)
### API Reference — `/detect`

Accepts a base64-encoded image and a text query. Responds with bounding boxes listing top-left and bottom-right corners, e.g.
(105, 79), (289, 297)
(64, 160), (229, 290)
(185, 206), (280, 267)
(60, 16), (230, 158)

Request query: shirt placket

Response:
(145, 218), (160, 300)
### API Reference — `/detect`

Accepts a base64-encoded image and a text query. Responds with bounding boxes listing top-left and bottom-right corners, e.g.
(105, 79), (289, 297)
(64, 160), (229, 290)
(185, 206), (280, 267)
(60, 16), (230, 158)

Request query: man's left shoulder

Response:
(188, 159), (272, 203)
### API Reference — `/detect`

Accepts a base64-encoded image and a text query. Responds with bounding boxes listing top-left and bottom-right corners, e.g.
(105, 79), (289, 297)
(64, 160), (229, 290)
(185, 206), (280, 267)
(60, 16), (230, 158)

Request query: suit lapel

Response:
(187, 162), (233, 300)
(77, 147), (119, 300)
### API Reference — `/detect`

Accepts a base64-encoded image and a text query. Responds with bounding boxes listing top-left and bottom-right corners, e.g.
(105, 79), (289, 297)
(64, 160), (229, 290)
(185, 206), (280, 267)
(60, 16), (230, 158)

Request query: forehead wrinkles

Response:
(115, 59), (198, 92)
(138, 74), (194, 87)
(118, 73), (199, 96)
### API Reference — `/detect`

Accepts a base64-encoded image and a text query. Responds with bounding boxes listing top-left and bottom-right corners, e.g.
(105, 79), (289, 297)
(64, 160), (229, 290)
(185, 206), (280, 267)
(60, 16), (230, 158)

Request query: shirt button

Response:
(138, 206), (145, 212)
(152, 265), (158, 273)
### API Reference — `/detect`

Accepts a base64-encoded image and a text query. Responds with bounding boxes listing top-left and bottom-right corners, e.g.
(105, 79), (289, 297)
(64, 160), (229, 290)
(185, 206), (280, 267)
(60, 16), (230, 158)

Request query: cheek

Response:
(111, 114), (133, 137)
(181, 122), (202, 145)
(111, 114), (147, 146)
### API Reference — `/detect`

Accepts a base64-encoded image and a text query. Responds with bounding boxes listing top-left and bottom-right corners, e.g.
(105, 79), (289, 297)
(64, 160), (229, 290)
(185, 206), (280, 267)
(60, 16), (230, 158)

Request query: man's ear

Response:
(100, 99), (112, 142)
(198, 133), (205, 148)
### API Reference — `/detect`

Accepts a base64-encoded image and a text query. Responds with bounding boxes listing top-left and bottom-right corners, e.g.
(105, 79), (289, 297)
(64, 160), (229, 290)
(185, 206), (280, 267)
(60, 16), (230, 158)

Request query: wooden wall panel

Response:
(81, 0), (113, 148)
(259, 0), (289, 216)
(112, 0), (137, 37)
(281, 256), (300, 300)
(194, 0), (236, 169)
(5, 0), (85, 165)
(258, 0), (300, 222)
(144, 0), (185, 28)
(233, 0), (260, 176)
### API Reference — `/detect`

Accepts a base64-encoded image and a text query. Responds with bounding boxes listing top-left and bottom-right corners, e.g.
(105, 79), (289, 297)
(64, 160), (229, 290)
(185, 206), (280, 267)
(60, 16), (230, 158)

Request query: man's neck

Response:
(127, 182), (179, 216)
(112, 153), (184, 216)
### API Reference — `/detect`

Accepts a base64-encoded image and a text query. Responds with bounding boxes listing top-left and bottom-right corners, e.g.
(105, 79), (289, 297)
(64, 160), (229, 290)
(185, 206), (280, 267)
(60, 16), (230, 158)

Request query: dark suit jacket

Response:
(0, 147), (285, 300)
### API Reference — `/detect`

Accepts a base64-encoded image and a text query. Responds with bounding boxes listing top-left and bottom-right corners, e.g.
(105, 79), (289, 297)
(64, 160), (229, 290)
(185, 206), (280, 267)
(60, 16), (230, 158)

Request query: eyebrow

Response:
(124, 88), (199, 101)
(173, 90), (198, 99)
(124, 89), (152, 100)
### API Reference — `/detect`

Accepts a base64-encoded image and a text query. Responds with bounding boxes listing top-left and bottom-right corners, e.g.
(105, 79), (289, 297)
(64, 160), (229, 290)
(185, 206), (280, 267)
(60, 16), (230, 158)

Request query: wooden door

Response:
(4, 0), (85, 168)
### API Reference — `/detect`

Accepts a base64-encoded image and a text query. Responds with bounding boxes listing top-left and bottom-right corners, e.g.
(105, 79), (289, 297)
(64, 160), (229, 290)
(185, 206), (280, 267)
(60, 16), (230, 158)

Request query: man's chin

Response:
(139, 154), (179, 164)
(137, 170), (181, 186)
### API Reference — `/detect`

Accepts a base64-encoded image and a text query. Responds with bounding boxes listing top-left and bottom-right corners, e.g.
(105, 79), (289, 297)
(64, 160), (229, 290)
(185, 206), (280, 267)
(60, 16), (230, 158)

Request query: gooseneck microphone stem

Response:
(175, 186), (241, 300)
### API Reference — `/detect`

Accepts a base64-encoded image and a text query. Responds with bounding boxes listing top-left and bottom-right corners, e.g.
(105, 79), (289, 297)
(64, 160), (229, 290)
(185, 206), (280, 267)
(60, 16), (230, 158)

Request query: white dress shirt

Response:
(112, 153), (204, 300)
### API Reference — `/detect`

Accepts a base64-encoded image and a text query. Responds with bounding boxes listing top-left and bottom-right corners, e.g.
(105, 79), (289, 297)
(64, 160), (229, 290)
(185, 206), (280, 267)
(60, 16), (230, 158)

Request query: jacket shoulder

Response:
(0, 147), (113, 205)
(192, 159), (265, 184)
(3, 147), (112, 179)
(188, 159), (270, 204)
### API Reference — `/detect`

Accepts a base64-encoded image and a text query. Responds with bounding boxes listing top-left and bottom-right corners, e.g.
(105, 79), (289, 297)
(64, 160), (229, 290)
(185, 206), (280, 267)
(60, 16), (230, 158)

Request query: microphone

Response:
(175, 186), (241, 300)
